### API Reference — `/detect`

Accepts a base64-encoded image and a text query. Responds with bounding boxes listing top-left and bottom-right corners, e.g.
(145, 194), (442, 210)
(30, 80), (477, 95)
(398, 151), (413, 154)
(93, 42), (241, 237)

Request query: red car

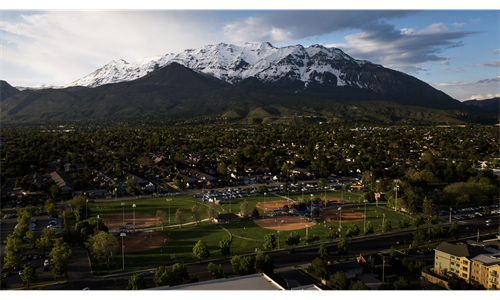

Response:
(3, 271), (12, 277)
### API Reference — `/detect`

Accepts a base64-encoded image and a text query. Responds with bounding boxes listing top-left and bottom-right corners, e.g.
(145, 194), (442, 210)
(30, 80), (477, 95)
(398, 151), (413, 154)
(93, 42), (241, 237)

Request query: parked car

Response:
(486, 219), (493, 223)
(4, 272), (12, 277)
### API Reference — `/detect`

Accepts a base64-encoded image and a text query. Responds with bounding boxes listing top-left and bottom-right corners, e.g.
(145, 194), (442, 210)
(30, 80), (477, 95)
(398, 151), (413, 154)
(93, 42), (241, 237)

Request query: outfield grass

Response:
(86, 191), (439, 275)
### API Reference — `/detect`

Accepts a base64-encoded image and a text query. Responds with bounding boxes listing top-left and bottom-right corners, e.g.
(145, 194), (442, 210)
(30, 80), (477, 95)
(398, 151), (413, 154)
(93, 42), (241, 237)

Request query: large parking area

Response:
(1, 207), (61, 287)
(442, 204), (500, 221)
(201, 178), (351, 202)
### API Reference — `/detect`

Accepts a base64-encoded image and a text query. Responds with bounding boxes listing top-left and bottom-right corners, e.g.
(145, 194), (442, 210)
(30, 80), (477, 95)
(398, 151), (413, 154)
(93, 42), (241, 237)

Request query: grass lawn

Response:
(85, 191), (437, 275)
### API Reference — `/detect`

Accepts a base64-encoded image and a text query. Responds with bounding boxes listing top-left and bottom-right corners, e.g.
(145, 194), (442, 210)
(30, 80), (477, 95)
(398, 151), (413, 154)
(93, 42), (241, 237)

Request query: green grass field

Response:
(85, 191), (436, 275)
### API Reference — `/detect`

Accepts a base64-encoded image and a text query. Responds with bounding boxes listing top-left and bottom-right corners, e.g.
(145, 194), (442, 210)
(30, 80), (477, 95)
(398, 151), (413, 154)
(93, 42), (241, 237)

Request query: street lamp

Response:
(86, 199), (88, 220)
(132, 204), (136, 233)
(115, 188), (117, 201)
(375, 180), (380, 206)
(97, 215), (99, 232)
(166, 199), (172, 226)
(120, 232), (126, 270)
(264, 192), (266, 214)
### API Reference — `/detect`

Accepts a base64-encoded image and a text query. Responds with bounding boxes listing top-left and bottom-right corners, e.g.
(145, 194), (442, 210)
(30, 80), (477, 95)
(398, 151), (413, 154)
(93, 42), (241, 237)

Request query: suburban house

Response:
(50, 171), (74, 192)
(215, 213), (240, 223)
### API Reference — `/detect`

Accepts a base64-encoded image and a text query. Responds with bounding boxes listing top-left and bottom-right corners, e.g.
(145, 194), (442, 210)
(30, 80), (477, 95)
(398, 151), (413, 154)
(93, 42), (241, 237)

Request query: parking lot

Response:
(1, 207), (61, 287)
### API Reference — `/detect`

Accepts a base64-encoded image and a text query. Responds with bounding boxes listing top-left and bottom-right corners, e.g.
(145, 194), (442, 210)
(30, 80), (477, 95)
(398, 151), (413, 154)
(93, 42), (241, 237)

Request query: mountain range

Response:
(1, 42), (498, 124)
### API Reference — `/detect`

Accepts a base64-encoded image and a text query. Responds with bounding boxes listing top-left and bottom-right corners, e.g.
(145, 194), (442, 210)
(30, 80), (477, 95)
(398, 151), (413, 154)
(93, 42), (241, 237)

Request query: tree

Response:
(483, 206), (491, 216)
(413, 214), (425, 230)
(3, 235), (23, 269)
(390, 246), (396, 258)
(398, 218), (411, 231)
(263, 233), (277, 252)
(153, 266), (177, 287)
(422, 197), (435, 219)
(393, 276), (411, 290)
(219, 238), (231, 259)
(239, 256), (255, 276)
(207, 262), (226, 279)
(308, 257), (329, 280)
(382, 219), (392, 232)
(20, 265), (38, 289)
(359, 191), (376, 203)
(44, 199), (57, 215)
(50, 238), (72, 279)
(128, 273), (146, 290)
(257, 185), (268, 196)
(365, 221), (374, 235)
(191, 205), (201, 225)
(326, 228), (338, 241)
(285, 231), (300, 249)
(26, 231), (38, 249)
(432, 225), (446, 240)
(192, 240), (210, 263)
(255, 250), (265, 272)
(337, 238), (348, 255)
(175, 208), (185, 228)
(378, 282), (395, 290)
(73, 205), (91, 222)
(50, 184), (61, 198)
(352, 280), (370, 290)
(319, 244), (329, 260)
(430, 215), (440, 225)
(208, 202), (218, 224)
(156, 210), (168, 230)
(251, 207), (260, 219)
(330, 271), (350, 290)
(413, 230), (429, 246)
(85, 231), (118, 270)
(239, 200), (250, 217)
(261, 255), (274, 275)
(345, 223), (360, 238)
(231, 255), (242, 275)
(172, 263), (190, 283)
(449, 221), (460, 240)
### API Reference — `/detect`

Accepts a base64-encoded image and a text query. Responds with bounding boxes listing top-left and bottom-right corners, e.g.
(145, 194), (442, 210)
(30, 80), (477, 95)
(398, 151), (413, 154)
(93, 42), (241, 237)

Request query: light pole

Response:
(86, 199), (88, 220)
(338, 206), (342, 238)
(156, 175), (159, 197)
(394, 179), (400, 212)
(363, 199), (368, 233)
(311, 194), (314, 210)
(115, 188), (117, 201)
(375, 180), (380, 206)
(264, 192), (266, 214)
(120, 232), (126, 270)
(97, 215), (99, 232)
(166, 199), (172, 226)
(302, 183), (304, 203)
(277, 230), (281, 249)
(121, 203), (125, 227)
(132, 204), (136, 233)
(120, 232), (127, 270)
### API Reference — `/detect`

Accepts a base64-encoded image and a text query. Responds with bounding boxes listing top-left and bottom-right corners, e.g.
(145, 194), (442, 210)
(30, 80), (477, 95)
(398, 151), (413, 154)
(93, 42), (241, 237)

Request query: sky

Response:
(1, 2), (499, 101)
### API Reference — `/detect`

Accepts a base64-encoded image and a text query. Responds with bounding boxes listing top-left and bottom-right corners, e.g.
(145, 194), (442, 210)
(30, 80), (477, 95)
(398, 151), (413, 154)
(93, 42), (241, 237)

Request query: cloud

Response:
(325, 22), (480, 74)
(489, 49), (500, 54)
(473, 60), (500, 67)
(432, 76), (500, 100)
(0, 11), (225, 85)
(221, 10), (416, 44)
(463, 94), (500, 101)
(451, 23), (466, 27)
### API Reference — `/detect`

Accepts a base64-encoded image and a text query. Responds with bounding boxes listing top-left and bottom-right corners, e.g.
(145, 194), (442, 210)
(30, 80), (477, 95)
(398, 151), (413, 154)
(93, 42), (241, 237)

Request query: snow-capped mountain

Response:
(65, 42), (375, 89)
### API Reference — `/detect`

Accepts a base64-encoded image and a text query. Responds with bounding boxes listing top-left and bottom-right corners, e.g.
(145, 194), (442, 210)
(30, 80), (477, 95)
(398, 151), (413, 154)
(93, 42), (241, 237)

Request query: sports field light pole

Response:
(86, 199), (88, 220)
(97, 215), (99, 232)
(394, 179), (400, 212)
(375, 180), (380, 206)
(363, 199), (368, 233)
(338, 206), (342, 238)
(115, 188), (117, 202)
(166, 199), (172, 225)
(121, 203), (125, 227)
(132, 204), (136, 233)
(120, 232), (126, 270)
(277, 230), (281, 249)
(264, 192), (267, 215)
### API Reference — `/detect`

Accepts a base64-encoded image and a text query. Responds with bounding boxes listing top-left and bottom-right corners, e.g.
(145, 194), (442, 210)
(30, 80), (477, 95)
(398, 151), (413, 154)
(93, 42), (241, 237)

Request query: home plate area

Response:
(100, 213), (169, 253)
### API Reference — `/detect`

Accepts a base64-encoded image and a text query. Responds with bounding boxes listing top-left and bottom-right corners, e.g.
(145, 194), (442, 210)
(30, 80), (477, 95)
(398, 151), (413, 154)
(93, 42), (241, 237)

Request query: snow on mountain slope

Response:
(65, 42), (376, 89)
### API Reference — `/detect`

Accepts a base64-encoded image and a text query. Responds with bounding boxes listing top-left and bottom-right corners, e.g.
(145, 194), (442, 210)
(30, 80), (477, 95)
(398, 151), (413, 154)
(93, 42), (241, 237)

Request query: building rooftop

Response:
(149, 273), (285, 290)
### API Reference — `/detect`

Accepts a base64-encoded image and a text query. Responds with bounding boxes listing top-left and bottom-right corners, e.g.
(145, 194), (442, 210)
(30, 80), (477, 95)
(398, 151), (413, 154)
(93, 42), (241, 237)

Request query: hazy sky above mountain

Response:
(1, 2), (498, 101)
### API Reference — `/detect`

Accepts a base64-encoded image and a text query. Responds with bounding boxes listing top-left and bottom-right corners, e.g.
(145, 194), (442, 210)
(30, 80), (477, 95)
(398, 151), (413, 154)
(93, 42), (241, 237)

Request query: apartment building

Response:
(434, 241), (500, 290)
